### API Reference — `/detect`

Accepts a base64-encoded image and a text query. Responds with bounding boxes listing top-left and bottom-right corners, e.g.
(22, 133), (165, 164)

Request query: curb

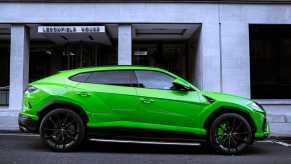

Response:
(0, 130), (22, 134)
(0, 130), (40, 136)
(269, 136), (291, 141)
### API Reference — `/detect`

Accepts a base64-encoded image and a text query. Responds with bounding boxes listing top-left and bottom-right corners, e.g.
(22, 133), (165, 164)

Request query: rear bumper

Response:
(18, 113), (38, 133)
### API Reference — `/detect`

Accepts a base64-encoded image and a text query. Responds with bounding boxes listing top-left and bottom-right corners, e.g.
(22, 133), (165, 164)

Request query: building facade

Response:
(1, 0), (291, 115)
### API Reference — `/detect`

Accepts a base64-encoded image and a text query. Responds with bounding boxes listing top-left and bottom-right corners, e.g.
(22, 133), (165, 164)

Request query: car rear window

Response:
(85, 70), (135, 87)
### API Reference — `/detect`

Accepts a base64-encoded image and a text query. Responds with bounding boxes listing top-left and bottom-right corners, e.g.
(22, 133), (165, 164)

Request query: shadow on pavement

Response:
(30, 139), (270, 155)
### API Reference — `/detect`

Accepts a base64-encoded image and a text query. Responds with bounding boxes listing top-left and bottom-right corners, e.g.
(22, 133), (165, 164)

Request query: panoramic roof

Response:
(0, 0), (291, 3)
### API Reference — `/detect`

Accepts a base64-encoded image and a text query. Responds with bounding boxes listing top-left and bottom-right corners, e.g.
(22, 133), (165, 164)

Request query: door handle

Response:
(140, 97), (155, 104)
(77, 92), (91, 97)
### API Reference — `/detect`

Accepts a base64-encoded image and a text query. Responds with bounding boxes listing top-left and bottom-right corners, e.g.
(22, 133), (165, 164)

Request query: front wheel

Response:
(209, 113), (253, 154)
(39, 109), (85, 151)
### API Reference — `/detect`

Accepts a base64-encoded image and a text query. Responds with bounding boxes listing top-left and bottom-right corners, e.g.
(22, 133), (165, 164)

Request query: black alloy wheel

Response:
(39, 108), (85, 151)
(209, 113), (253, 154)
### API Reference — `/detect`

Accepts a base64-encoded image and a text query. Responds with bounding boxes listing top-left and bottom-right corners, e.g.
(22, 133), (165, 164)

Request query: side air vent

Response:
(204, 96), (215, 104)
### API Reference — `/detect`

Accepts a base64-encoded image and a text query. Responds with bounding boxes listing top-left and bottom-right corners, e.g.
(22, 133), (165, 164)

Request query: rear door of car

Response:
(74, 70), (140, 124)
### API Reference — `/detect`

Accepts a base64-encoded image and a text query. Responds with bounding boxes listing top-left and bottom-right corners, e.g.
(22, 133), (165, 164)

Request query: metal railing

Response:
(0, 86), (9, 106)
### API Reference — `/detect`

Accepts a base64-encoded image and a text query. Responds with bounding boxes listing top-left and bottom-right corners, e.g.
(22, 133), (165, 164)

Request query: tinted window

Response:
(86, 70), (136, 87)
(135, 70), (175, 90)
(69, 72), (91, 82)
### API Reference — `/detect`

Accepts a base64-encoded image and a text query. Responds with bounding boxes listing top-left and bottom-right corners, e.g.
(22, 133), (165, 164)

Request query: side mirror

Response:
(172, 79), (192, 91)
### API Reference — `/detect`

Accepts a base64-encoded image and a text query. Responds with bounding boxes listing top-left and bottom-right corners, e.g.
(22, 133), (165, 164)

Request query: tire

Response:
(209, 113), (253, 155)
(39, 108), (86, 151)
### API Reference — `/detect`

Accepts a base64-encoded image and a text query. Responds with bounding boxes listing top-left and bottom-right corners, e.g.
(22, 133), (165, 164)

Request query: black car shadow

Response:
(31, 139), (269, 156)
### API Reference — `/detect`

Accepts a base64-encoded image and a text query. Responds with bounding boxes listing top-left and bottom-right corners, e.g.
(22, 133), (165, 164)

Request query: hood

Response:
(201, 91), (252, 106)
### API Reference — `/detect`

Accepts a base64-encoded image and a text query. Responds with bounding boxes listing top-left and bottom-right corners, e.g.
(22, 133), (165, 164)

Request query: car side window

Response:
(85, 70), (137, 87)
(135, 70), (175, 90)
(69, 72), (91, 82)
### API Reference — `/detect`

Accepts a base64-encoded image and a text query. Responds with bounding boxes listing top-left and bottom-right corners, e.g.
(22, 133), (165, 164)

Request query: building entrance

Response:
(132, 24), (201, 81)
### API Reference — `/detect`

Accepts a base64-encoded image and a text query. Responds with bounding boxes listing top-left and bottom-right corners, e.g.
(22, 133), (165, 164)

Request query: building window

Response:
(250, 25), (291, 99)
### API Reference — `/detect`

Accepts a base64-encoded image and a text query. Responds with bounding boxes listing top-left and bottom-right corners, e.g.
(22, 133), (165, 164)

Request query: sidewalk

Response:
(0, 106), (291, 137)
(0, 107), (19, 131)
(267, 114), (291, 137)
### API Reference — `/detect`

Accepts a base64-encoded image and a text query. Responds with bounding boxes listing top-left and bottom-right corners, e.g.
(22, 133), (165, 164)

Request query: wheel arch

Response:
(37, 100), (89, 125)
(203, 107), (257, 134)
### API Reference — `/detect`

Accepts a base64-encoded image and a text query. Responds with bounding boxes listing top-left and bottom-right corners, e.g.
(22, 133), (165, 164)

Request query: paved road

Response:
(0, 133), (291, 164)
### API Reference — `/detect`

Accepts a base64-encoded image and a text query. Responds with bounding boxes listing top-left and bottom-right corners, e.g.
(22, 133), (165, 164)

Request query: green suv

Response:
(19, 66), (269, 154)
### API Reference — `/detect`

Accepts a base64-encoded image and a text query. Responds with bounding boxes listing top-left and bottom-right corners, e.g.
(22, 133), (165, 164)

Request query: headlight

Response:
(248, 102), (265, 113)
(25, 86), (38, 93)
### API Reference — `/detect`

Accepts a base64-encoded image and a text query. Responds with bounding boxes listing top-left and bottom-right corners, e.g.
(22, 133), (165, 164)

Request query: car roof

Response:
(36, 65), (199, 91)
(64, 65), (170, 74)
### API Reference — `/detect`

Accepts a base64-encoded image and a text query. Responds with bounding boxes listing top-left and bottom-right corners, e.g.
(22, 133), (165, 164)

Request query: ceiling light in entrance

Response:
(134, 51), (148, 56)
(136, 28), (186, 35)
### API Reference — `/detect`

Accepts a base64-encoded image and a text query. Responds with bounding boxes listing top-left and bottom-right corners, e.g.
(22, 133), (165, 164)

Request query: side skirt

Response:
(89, 138), (201, 146)
(87, 127), (207, 144)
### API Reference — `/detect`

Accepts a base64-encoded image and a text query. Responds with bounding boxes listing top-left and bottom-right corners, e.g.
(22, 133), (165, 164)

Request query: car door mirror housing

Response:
(172, 79), (193, 91)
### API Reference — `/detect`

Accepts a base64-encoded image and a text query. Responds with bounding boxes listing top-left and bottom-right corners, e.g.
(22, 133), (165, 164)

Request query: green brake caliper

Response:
(216, 123), (227, 144)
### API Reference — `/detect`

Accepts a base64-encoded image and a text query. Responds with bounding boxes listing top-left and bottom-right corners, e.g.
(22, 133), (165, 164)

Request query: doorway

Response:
(132, 24), (201, 81)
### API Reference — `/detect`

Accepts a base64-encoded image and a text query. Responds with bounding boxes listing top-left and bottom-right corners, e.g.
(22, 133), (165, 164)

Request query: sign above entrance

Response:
(38, 26), (105, 33)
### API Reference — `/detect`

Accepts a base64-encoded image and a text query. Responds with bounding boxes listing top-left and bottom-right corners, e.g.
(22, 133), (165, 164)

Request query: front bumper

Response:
(255, 113), (270, 140)
(18, 113), (38, 133)
(255, 124), (270, 140)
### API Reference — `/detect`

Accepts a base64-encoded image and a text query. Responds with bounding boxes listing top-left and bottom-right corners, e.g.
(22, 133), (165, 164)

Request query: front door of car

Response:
(134, 70), (208, 129)
(75, 70), (140, 123)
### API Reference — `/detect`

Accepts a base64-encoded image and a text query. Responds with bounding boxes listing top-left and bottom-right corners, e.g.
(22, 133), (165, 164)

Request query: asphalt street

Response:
(0, 133), (291, 164)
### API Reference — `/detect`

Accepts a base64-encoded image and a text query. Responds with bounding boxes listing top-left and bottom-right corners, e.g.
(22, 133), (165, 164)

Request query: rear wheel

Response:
(39, 108), (85, 151)
(209, 113), (253, 154)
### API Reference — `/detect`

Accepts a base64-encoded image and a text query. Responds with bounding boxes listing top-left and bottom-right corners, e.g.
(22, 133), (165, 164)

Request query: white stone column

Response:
(195, 22), (221, 92)
(118, 24), (132, 65)
(9, 25), (30, 111)
(220, 22), (250, 98)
